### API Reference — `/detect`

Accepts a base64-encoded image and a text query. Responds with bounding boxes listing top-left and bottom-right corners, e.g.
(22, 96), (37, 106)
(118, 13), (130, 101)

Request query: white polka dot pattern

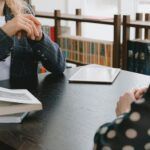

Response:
(102, 146), (111, 150)
(99, 126), (108, 135)
(94, 95), (149, 150)
(129, 112), (141, 122)
(107, 130), (116, 139)
(115, 118), (123, 124)
(125, 129), (137, 139)
(144, 143), (150, 150)
(122, 145), (135, 150)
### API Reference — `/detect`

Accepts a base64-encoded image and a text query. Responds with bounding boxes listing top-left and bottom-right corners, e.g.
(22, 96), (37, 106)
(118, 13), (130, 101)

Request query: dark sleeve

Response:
(0, 28), (13, 60)
(94, 98), (150, 150)
(28, 33), (66, 74)
(25, 4), (66, 74)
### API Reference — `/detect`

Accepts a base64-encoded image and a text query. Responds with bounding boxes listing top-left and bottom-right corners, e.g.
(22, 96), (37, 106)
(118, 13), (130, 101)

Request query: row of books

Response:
(42, 25), (55, 41)
(127, 39), (150, 75)
(58, 35), (113, 66)
(41, 25), (71, 42)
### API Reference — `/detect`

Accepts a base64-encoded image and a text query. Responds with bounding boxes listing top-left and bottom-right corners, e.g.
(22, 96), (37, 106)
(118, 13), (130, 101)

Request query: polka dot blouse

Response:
(94, 88), (150, 150)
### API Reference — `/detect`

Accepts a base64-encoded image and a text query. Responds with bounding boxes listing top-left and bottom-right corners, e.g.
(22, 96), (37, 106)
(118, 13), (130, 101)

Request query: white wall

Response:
(66, 0), (83, 13)
(82, 0), (118, 41)
(118, 0), (137, 19)
(137, 0), (150, 13)
(32, 0), (67, 26)
(64, 0), (84, 35)
(32, 0), (67, 12)
(32, 0), (142, 41)
(66, 0), (118, 41)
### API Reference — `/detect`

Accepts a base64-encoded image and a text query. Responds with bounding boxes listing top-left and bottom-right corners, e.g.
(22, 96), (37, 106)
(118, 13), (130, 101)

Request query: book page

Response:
(0, 91), (31, 101)
(0, 87), (41, 104)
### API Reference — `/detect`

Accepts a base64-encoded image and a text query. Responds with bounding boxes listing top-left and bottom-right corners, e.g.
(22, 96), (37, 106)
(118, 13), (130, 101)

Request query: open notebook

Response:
(69, 64), (121, 84)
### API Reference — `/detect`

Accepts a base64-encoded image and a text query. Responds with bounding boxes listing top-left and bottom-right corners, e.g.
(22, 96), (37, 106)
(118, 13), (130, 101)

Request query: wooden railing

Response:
(35, 9), (121, 68)
(122, 13), (150, 70)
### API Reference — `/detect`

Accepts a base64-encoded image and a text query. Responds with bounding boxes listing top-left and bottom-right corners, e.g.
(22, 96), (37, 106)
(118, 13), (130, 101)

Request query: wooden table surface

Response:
(0, 68), (149, 150)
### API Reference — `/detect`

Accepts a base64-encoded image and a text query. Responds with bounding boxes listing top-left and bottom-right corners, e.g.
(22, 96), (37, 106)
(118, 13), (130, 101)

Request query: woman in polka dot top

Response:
(94, 86), (150, 150)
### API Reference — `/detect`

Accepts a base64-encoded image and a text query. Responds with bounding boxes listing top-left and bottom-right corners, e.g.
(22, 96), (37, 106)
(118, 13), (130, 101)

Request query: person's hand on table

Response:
(116, 91), (135, 116)
(25, 14), (43, 41)
(134, 87), (148, 100)
(116, 87), (148, 116)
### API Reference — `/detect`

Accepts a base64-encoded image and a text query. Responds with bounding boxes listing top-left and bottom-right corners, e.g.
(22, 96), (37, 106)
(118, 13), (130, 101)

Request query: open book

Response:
(0, 87), (42, 116)
(69, 64), (121, 84)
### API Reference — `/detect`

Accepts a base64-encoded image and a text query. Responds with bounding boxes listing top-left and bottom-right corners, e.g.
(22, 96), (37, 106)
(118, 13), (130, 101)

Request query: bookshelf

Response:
(122, 13), (150, 70)
(35, 9), (121, 68)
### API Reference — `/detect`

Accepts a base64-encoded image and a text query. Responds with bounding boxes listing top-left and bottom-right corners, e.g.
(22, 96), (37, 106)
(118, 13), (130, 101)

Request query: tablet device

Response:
(69, 64), (121, 84)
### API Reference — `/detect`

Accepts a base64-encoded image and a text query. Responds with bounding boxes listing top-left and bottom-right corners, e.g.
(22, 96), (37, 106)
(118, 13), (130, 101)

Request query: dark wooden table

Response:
(0, 68), (149, 150)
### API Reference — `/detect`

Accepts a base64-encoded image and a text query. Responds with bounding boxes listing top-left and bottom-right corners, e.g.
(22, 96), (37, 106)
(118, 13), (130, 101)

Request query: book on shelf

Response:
(127, 39), (150, 75)
(69, 64), (121, 84)
(41, 25), (71, 42)
(58, 35), (113, 66)
(127, 40), (135, 72)
(0, 87), (42, 123)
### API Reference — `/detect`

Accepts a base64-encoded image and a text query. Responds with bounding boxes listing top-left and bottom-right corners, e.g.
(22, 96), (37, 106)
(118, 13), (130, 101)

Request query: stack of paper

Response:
(0, 112), (28, 123)
(0, 87), (42, 123)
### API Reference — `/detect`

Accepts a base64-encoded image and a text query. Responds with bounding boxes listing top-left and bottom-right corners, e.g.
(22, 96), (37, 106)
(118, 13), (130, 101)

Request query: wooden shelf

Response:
(122, 13), (150, 70)
(58, 14), (114, 25)
(35, 10), (121, 68)
(35, 11), (114, 25)
(35, 11), (54, 19)
(128, 21), (150, 29)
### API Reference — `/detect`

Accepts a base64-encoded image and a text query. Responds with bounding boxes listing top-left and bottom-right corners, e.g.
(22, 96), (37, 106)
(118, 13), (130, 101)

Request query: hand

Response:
(25, 15), (43, 41)
(116, 91), (135, 116)
(1, 14), (40, 40)
(16, 15), (43, 41)
(134, 87), (148, 100)
(32, 23), (43, 41)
